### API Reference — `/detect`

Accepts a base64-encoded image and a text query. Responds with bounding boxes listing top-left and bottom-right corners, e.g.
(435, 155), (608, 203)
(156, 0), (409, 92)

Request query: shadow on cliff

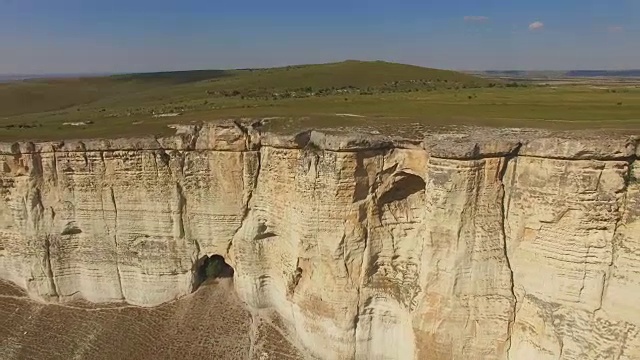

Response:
(192, 254), (235, 291)
(377, 172), (426, 205)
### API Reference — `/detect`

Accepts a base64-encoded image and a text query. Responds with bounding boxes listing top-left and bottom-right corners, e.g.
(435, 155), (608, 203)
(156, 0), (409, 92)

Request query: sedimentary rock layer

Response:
(0, 122), (638, 359)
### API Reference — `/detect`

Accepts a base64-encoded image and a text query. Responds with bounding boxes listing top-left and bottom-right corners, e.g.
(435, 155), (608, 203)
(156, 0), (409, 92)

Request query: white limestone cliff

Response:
(0, 122), (638, 360)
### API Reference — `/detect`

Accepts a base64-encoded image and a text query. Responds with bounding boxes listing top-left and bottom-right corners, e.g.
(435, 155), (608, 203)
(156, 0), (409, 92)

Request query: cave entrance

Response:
(378, 172), (426, 205)
(192, 254), (234, 290)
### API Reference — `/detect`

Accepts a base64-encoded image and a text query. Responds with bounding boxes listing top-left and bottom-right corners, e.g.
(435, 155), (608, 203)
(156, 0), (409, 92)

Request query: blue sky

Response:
(1, 0), (638, 74)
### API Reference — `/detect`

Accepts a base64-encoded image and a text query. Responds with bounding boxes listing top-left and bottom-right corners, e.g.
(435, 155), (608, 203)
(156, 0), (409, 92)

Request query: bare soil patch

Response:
(0, 279), (305, 360)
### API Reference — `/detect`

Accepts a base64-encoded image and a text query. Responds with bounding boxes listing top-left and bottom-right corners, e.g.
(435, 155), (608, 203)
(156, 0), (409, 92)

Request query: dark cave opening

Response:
(378, 172), (426, 205)
(192, 254), (234, 290)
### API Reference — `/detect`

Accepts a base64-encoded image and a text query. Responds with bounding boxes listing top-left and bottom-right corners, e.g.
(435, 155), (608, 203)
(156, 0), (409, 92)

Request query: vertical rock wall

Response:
(0, 123), (638, 359)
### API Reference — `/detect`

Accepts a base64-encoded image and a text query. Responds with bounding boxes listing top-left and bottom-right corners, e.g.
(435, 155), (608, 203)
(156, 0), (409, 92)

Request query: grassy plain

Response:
(1, 60), (639, 141)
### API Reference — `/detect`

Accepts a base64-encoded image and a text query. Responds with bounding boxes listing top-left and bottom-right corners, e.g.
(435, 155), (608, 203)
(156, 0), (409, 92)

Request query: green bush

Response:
(205, 257), (225, 278)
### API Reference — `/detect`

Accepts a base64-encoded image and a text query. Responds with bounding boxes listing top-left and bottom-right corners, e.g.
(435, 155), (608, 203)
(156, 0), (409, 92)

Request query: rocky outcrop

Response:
(0, 122), (638, 359)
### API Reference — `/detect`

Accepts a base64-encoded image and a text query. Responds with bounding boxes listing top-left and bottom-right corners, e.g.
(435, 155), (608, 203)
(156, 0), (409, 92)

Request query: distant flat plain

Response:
(1, 61), (639, 141)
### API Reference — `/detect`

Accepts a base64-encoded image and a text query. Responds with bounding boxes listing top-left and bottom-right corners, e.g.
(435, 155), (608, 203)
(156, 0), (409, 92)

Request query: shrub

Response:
(630, 166), (638, 184)
(205, 257), (225, 278)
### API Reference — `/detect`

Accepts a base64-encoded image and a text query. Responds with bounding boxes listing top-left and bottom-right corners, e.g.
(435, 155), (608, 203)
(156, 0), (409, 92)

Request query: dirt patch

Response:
(0, 281), (27, 297)
(0, 279), (306, 360)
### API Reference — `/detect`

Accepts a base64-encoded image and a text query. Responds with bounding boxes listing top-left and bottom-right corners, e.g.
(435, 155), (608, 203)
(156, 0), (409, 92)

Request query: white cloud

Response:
(608, 26), (624, 33)
(464, 16), (489, 23)
(529, 21), (544, 31)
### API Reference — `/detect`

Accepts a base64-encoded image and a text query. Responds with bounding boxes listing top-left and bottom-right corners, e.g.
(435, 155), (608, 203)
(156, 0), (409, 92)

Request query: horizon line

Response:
(2, 60), (640, 80)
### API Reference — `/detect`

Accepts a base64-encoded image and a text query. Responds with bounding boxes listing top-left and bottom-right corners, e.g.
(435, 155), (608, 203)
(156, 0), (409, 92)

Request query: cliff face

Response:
(0, 122), (638, 360)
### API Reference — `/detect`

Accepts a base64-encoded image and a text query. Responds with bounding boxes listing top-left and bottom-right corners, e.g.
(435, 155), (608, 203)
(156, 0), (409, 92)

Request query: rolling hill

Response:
(0, 60), (638, 141)
(113, 60), (492, 89)
(0, 60), (493, 118)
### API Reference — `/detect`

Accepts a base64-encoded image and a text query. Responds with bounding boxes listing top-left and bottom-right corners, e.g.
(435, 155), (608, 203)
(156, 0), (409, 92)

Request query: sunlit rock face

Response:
(0, 122), (638, 360)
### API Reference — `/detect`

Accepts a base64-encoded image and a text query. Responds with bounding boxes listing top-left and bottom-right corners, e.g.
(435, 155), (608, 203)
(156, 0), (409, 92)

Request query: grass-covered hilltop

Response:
(1, 60), (640, 140)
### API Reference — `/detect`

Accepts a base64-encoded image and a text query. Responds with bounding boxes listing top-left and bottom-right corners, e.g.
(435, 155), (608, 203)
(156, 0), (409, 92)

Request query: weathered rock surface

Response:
(0, 122), (638, 359)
